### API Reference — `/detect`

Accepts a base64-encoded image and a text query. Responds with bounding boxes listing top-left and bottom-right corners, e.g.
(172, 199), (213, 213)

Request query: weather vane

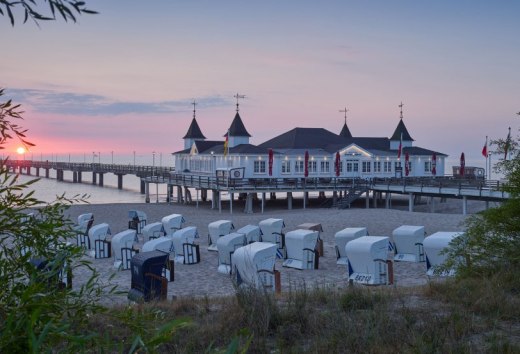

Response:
(339, 107), (349, 125)
(192, 99), (197, 119)
(399, 102), (404, 119)
(234, 93), (246, 112)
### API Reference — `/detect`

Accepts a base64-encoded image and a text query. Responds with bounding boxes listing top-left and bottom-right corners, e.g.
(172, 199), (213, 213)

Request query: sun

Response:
(16, 147), (26, 155)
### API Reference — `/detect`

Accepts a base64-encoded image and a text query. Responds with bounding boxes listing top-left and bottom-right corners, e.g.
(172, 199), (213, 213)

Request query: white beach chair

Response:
(334, 227), (368, 265)
(258, 218), (285, 258)
(232, 242), (279, 292)
(282, 229), (319, 270)
(217, 232), (246, 274)
(142, 222), (165, 242)
(423, 231), (463, 276)
(393, 225), (426, 262)
(171, 226), (200, 264)
(236, 224), (262, 244)
(87, 223), (111, 259)
(111, 229), (137, 270)
(128, 210), (147, 234)
(345, 236), (392, 285)
(142, 236), (173, 255)
(161, 214), (185, 236)
(74, 213), (94, 248)
(208, 220), (235, 251)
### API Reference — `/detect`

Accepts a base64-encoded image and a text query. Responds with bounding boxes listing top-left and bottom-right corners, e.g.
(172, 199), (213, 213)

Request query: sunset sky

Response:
(2, 0), (519, 167)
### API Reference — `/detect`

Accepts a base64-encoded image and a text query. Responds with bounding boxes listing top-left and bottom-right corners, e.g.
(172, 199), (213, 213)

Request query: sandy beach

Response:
(65, 199), (478, 306)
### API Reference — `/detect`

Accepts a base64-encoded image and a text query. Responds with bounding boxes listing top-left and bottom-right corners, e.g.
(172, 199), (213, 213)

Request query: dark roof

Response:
(211, 144), (270, 155)
(402, 146), (447, 157)
(339, 122), (353, 138)
(390, 119), (414, 141)
(182, 118), (206, 140)
(226, 112), (251, 137)
(259, 127), (347, 152)
(172, 140), (222, 155)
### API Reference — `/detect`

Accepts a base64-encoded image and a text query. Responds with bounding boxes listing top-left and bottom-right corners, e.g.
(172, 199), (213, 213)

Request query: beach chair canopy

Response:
(217, 232), (246, 265)
(285, 229), (319, 261)
(142, 222), (164, 242)
(423, 231), (463, 276)
(161, 214), (185, 235)
(142, 236), (173, 254)
(77, 213), (94, 227)
(392, 225), (425, 262)
(208, 220), (234, 248)
(345, 236), (390, 285)
(334, 227), (368, 259)
(258, 218), (285, 243)
(111, 230), (136, 261)
(232, 242), (277, 289)
(88, 223), (111, 242)
(128, 210), (147, 222)
(236, 224), (262, 244)
(128, 250), (169, 302)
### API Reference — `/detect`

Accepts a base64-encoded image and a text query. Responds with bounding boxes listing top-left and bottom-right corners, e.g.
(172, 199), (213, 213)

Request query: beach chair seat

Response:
(423, 232), (463, 276)
(111, 229), (137, 270)
(282, 229), (320, 270)
(171, 226), (200, 264)
(207, 220), (234, 251)
(128, 210), (147, 234)
(346, 236), (393, 285)
(232, 242), (280, 293)
(87, 223), (111, 259)
(393, 225), (426, 262)
(161, 214), (185, 236)
(297, 223), (324, 256)
(216, 232), (246, 274)
(258, 218), (285, 258)
(334, 227), (367, 265)
(142, 222), (165, 242)
(128, 250), (169, 303)
(236, 224), (262, 244)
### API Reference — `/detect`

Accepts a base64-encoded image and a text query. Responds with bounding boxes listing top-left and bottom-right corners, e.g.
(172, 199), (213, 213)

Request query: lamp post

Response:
(98, 152), (101, 164)
(92, 152), (95, 164)
(152, 151), (156, 177)
(133, 151), (136, 169)
(111, 151), (114, 164)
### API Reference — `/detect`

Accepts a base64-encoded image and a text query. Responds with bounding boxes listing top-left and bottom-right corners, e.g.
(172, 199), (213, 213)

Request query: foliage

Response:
(0, 0), (96, 26)
(0, 87), (114, 352)
(443, 116), (520, 277)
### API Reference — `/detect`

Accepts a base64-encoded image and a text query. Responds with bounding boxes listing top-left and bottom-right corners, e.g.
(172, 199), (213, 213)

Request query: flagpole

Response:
(484, 135), (488, 180)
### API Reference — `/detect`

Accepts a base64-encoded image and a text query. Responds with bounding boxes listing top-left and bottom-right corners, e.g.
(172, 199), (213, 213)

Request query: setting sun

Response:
(16, 147), (26, 155)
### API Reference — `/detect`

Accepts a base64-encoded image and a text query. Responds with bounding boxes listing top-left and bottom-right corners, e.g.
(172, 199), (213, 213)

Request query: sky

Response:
(1, 0), (519, 168)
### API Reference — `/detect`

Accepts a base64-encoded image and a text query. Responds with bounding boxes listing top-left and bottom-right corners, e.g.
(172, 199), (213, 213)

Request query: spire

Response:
(234, 93), (246, 113)
(226, 112), (251, 137)
(390, 102), (413, 141)
(183, 100), (206, 140)
(338, 107), (352, 138)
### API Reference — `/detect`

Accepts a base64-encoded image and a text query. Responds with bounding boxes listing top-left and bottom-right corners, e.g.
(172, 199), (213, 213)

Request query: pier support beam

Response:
(145, 182), (150, 203)
(430, 197), (435, 213)
(117, 174), (124, 189)
(303, 192), (308, 209)
(385, 193), (391, 209)
(230, 193), (233, 214)
(98, 173), (104, 187)
(77, 171), (82, 183)
(244, 193), (253, 214)
(408, 193), (414, 212)
(366, 191), (370, 209)
(140, 180), (146, 194)
(36, 168), (40, 177)
(45, 169), (49, 178)
(462, 196), (467, 215)
(287, 192), (293, 210)
(261, 193), (266, 214)
(73, 171), (78, 183)
(177, 186), (183, 204)
(332, 191), (337, 206)
(201, 189), (207, 202)
(184, 187), (192, 203)
(211, 190), (218, 209)
(92, 172), (97, 185)
(166, 185), (172, 203)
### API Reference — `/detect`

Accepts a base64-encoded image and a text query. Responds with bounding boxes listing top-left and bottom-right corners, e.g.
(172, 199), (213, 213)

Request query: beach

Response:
(65, 200), (477, 306)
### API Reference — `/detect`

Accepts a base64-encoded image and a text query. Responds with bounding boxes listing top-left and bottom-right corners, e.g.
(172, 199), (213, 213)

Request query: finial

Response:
(339, 107), (349, 125)
(399, 102), (404, 119)
(234, 93), (246, 113)
(192, 99), (197, 119)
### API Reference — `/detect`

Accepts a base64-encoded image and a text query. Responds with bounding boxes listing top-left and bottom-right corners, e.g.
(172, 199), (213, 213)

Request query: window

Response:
(374, 161), (381, 173)
(308, 160), (317, 173)
(346, 160), (358, 173)
(320, 161), (330, 173)
(254, 160), (266, 174)
(281, 160), (291, 174)
(339, 161), (343, 173)
(295, 160), (304, 174)
(362, 161), (371, 173)
(424, 161), (431, 173)
(384, 161), (392, 173)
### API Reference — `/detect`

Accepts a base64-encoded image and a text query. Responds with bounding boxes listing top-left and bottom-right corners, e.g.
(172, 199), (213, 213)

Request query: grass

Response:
(85, 273), (520, 353)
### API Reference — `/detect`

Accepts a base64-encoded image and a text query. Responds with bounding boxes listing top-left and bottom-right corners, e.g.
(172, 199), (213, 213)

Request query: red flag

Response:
(431, 153), (437, 176)
(304, 150), (309, 177)
(405, 152), (409, 176)
(482, 136), (488, 157)
(460, 152), (465, 176)
(335, 151), (340, 177)
(397, 133), (403, 159)
(268, 149), (273, 176)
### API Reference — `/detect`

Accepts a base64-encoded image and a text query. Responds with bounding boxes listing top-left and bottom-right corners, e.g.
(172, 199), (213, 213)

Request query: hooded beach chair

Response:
(335, 227), (367, 265)
(236, 224), (262, 244)
(217, 232), (246, 274)
(258, 218), (285, 258)
(392, 225), (426, 262)
(207, 220), (235, 251)
(111, 229), (137, 270)
(161, 214), (185, 236)
(128, 210), (147, 234)
(283, 229), (320, 270)
(345, 236), (392, 285)
(87, 223), (111, 259)
(142, 222), (165, 242)
(423, 231), (463, 276)
(171, 226), (200, 264)
(232, 242), (280, 292)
